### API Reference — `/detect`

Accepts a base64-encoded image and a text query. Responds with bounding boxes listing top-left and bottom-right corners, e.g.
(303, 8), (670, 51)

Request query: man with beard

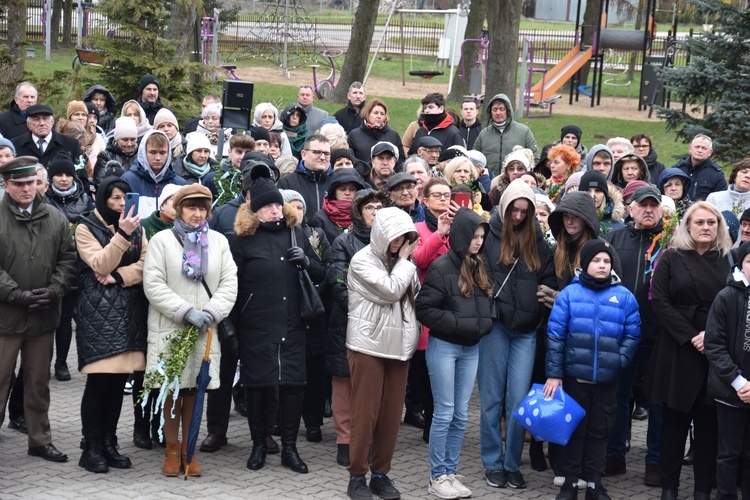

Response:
(136, 74), (172, 125)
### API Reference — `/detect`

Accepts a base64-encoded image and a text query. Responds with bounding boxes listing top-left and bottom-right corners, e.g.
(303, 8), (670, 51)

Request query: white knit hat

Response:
(158, 183), (181, 210)
(502, 149), (531, 171)
(113, 117), (138, 141)
(185, 132), (213, 157)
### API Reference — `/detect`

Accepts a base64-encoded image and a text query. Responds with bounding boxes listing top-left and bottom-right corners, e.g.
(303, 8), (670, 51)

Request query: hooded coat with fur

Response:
(231, 202), (325, 387)
(346, 207), (420, 360)
(611, 153), (650, 189)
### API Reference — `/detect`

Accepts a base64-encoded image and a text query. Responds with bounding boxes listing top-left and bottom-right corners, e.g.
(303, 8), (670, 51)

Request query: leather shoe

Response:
(306, 426), (322, 442)
(632, 405), (648, 421)
(644, 463), (661, 487)
(54, 362), (71, 382)
(603, 457), (626, 477)
(29, 443), (68, 462)
(9, 416), (28, 434)
(199, 433), (227, 453)
(403, 410), (425, 429)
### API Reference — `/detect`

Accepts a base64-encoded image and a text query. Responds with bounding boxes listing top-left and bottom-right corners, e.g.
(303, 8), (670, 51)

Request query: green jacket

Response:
(0, 192), (77, 335)
(141, 210), (173, 240)
(474, 93), (539, 176)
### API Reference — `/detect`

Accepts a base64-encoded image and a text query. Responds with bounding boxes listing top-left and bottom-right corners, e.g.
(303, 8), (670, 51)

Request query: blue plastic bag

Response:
(512, 383), (585, 446)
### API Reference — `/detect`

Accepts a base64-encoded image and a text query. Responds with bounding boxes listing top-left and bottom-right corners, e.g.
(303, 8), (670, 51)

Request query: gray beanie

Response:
(279, 189), (306, 214)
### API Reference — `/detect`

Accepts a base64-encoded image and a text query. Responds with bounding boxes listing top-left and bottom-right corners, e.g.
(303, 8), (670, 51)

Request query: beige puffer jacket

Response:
(346, 207), (420, 361)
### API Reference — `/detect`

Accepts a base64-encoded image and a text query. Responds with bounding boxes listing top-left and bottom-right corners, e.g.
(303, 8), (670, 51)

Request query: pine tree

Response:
(657, 0), (750, 163)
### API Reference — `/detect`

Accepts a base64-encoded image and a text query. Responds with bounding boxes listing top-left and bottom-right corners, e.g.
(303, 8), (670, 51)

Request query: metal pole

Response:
(282, 0), (290, 78)
(519, 38), (528, 116)
(45, 0), (51, 61)
(401, 11), (405, 86)
(212, 9), (220, 81)
(364, 0), (400, 86)
(76, 3), (83, 44)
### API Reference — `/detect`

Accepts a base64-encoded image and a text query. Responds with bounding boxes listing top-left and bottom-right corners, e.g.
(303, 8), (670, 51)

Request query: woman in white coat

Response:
(143, 184), (237, 477)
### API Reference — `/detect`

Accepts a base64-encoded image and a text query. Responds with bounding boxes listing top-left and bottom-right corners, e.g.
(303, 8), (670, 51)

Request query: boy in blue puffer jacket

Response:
(544, 240), (641, 500)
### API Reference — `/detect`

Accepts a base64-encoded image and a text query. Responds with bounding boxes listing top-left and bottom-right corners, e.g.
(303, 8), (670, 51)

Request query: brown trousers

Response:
(347, 349), (410, 477)
(0, 332), (54, 447)
(332, 375), (352, 444)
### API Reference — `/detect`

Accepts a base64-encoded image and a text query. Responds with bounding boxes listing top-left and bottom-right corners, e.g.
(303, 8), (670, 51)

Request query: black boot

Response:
(336, 443), (350, 466)
(245, 388), (268, 470)
(102, 434), (132, 469)
(132, 375), (151, 450)
(529, 440), (548, 471)
(79, 437), (109, 473)
(279, 389), (308, 474)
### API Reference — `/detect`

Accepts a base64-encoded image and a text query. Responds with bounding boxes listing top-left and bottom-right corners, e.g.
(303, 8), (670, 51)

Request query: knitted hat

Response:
(580, 239), (615, 273)
(565, 172), (584, 191)
(113, 117), (138, 141)
(85, 102), (99, 117)
(330, 148), (355, 166)
(66, 100), (88, 120)
(138, 74), (160, 95)
(153, 108), (179, 131)
(246, 126), (271, 144)
(561, 124), (582, 143)
(742, 209), (750, 223)
(580, 170), (608, 195)
(737, 240), (750, 265)
(48, 152), (76, 178)
(467, 150), (487, 169)
(502, 149), (531, 172)
(249, 165), (283, 212)
(661, 195), (676, 214)
(241, 160), (268, 193)
(280, 189), (306, 214)
(0, 137), (16, 155)
(172, 184), (213, 208)
(185, 132), (213, 157)
(621, 180), (650, 202)
(158, 183), (181, 210)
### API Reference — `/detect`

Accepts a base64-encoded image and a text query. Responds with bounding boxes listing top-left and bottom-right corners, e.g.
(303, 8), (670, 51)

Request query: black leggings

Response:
(80, 373), (129, 439)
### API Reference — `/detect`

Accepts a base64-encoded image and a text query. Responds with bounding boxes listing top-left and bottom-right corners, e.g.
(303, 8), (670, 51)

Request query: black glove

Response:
(287, 246), (310, 269)
(221, 331), (239, 354)
(28, 288), (57, 311)
(12, 290), (37, 308)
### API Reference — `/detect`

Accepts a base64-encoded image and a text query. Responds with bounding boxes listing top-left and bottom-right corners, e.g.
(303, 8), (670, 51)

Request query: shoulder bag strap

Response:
(493, 258), (519, 300)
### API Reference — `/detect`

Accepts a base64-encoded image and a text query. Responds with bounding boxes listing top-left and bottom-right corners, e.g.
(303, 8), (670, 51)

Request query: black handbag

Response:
(290, 228), (325, 321)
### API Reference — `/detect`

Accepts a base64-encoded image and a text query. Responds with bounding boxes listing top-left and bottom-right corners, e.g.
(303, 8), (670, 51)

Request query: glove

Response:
(537, 285), (559, 309)
(185, 308), (213, 330)
(287, 246), (310, 269)
(221, 331), (239, 354)
(12, 290), (37, 308)
(28, 287), (57, 311)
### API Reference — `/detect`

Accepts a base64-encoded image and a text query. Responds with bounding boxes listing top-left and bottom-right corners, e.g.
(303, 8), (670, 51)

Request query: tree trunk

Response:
(50, 0), (62, 49)
(329, 0), (381, 103)
(165, 1), (201, 63)
(4, 0), (27, 86)
(485, 0), (521, 107)
(63, 0), (73, 47)
(447, 0), (486, 102)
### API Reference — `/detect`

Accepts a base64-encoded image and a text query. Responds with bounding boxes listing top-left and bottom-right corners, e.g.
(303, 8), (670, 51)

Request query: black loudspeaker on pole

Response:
(221, 80), (254, 130)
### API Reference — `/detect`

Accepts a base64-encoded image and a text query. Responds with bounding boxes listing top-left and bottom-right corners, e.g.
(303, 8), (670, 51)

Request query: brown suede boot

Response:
(182, 442), (202, 477)
(163, 442), (181, 477)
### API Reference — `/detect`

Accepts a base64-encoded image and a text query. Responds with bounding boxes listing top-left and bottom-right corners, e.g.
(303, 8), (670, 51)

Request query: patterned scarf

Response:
(173, 218), (209, 281)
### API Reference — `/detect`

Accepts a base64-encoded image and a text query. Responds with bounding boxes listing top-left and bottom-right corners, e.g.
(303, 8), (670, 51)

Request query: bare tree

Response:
(165, 0), (203, 63)
(447, 0), (486, 102)
(3, 0), (26, 86)
(329, 0), (381, 103)
(484, 0), (521, 104)
(51, 0), (61, 49)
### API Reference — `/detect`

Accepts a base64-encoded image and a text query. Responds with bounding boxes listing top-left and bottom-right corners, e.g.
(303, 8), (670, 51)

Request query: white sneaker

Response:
(123, 380), (133, 395)
(428, 474), (461, 499)
(448, 474), (472, 498)
(553, 476), (587, 489)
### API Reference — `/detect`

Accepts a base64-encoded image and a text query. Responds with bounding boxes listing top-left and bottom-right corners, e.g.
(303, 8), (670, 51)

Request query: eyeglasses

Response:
(428, 192), (451, 200)
(306, 149), (331, 158)
(363, 205), (382, 213)
(391, 184), (416, 193)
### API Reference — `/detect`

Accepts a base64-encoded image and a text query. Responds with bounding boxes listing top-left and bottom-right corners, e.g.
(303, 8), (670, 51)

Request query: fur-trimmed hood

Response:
(607, 183), (626, 223)
(234, 201), (301, 237)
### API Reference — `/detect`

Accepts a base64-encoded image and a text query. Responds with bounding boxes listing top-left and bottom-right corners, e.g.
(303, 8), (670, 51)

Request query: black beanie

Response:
(741, 208), (750, 223)
(139, 74), (160, 96)
(247, 126), (271, 144)
(580, 239), (615, 273)
(561, 125), (582, 143)
(241, 160), (269, 193)
(48, 152), (77, 178)
(580, 170), (609, 197)
(85, 101), (99, 117)
(330, 148), (355, 166)
(249, 166), (283, 212)
(738, 241), (750, 265)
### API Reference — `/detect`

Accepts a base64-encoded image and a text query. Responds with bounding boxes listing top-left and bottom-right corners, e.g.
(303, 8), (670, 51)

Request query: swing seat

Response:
(410, 70), (444, 79)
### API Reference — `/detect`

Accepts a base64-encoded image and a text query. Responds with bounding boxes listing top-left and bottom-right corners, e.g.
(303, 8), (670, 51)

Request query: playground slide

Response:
(529, 45), (593, 102)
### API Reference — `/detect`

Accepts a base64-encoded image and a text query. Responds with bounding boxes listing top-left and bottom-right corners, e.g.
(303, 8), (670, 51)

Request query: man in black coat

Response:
(11, 105), (84, 170)
(0, 82), (38, 140)
(276, 133), (332, 214)
(333, 82), (365, 134)
(672, 134), (727, 201)
(407, 93), (464, 156)
(603, 186), (664, 486)
(136, 74), (171, 125)
(458, 99), (483, 150)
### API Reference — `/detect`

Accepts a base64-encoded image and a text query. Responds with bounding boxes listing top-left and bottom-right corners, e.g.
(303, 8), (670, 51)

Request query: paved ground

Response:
(1, 342), (693, 499)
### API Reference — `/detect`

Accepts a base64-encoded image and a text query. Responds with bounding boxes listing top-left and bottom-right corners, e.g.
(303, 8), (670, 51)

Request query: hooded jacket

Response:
(484, 180), (557, 331)
(325, 189), (391, 377)
(94, 138), (139, 189)
(706, 269), (750, 408)
(598, 184), (626, 236)
(611, 153), (650, 189)
(276, 160), (332, 214)
(44, 177), (93, 223)
(473, 93), (539, 175)
(584, 144), (615, 181)
(82, 85), (117, 134)
(231, 202), (325, 387)
(0, 100), (30, 140)
(657, 167), (693, 215)
(309, 167), (365, 246)
(120, 130), (186, 217)
(346, 207), (420, 361)
(107, 100), (152, 141)
(673, 155), (728, 201)
(416, 208), (493, 346)
(546, 271), (641, 383)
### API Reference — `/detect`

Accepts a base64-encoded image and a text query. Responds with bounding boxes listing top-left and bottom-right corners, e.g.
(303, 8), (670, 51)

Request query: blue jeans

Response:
(477, 321), (536, 472)
(426, 336), (478, 478)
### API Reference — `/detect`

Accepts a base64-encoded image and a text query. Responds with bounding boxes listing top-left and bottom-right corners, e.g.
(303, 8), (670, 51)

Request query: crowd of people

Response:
(0, 76), (749, 500)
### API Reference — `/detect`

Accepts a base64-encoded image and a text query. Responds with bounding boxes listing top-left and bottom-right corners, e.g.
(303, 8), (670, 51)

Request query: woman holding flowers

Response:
(143, 184), (237, 477)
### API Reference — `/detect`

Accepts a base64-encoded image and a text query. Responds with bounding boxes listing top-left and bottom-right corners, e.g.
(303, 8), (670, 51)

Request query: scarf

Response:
(51, 182), (78, 198)
(420, 112), (446, 129)
(424, 208), (439, 232)
(491, 119), (509, 133)
(173, 218), (209, 281)
(365, 119), (384, 130)
(170, 133), (183, 158)
(577, 270), (612, 291)
(323, 197), (353, 232)
(184, 156), (212, 179)
(284, 123), (308, 158)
